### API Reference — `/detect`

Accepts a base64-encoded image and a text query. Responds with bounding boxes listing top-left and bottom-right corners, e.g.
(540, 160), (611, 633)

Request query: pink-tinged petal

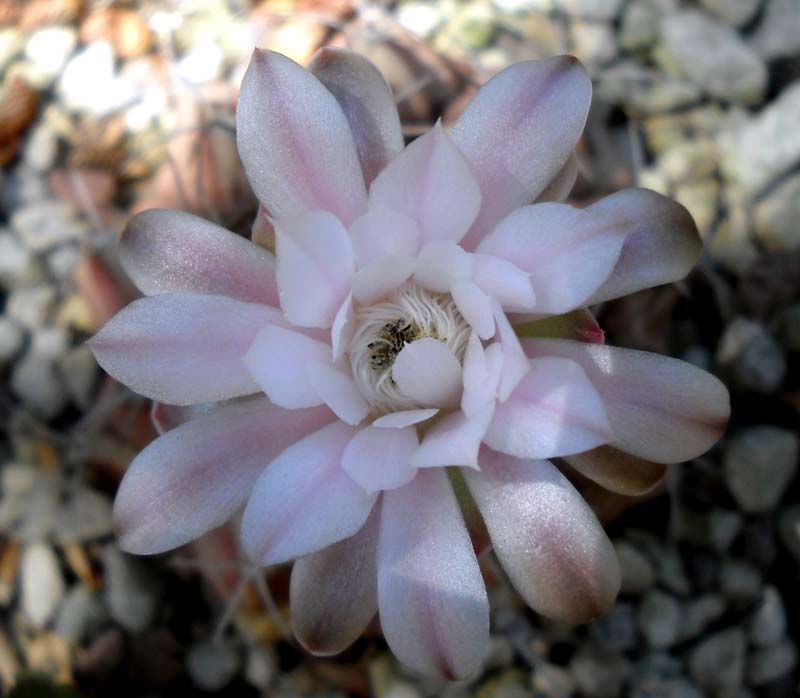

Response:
(563, 446), (667, 496)
(485, 356), (612, 460)
(586, 189), (701, 304)
(414, 241), (473, 293)
(370, 122), (481, 245)
(451, 280), (495, 340)
(352, 255), (416, 305)
(535, 152), (578, 204)
(378, 468), (489, 680)
(307, 361), (370, 426)
(120, 209), (279, 306)
(90, 293), (281, 405)
(331, 293), (355, 362)
(342, 426), (418, 493)
(236, 50), (367, 225)
(309, 47), (404, 186)
(115, 399), (335, 554)
(493, 302), (530, 401)
(411, 405), (494, 470)
(524, 339), (730, 463)
(275, 210), (354, 328)
(290, 505), (379, 655)
(243, 325), (330, 409)
(514, 308), (605, 344)
(451, 57), (592, 249)
(372, 408), (439, 428)
(477, 203), (627, 315)
(242, 421), (377, 566)
(472, 254), (536, 312)
(392, 338), (462, 408)
(465, 448), (620, 623)
(150, 401), (218, 435)
(461, 333), (503, 417)
(349, 207), (420, 268)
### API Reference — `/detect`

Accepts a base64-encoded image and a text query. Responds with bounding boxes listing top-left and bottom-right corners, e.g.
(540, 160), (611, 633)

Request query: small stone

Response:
(22, 542), (65, 628)
(0, 318), (24, 366)
(58, 42), (136, 115)
(709, 205), (758, 273)
(46, 245), (81, 281)
(447, 3), (496, 49)
(590, 603), (637, 652)
(23, 27), (77, 87)
(657, 141), (719, 183)
(620, 0), (660, 50)
(176, 40), (225, 85)
(751, 0), (800, 59)
(718, 319), (786, 394)
(0, 231), (35, 287)
(556, 0), (624, 19)
(723, 427), (798, 513)
(244, 646), (276, 690)
(719, 559), (762, 604)
(569, 21), (618, 69)
(80, 8), (154, 59)
(6, 286), (57, 328)
(688, 628), (746, 690)
(778, 304), (800, 351)
(656, 547), (691, 595)
(187, 639), (241, 691)
(754, 174), (800, 252)
(655, 10), (767, 104)
(55, 586), (108, 643)
(57, 345), (98, 409)
(681, 594), (726, 641)
(531, 661), (576, 698)
(700, 0), (759, 27)
(55, 487), (113, 543)
(616, 541), (655, 595)
(23, 123), (59, 172)
(749, 587), (787, 647)
(0, 28), (23, 73)
(397, 2), (444, 38)
(630, 677), (703, 698)
(102, 545), (160, 633)
(779, 504), (800, 563)
(11, 328), (69, 419)
(570, 646), (629, 698)
(673, 180), (719, 236)
(675, 508), (741, 551)
(747, 640), (798, 685)
(638, 591), (682, 649)
(11, 200), (87, 252)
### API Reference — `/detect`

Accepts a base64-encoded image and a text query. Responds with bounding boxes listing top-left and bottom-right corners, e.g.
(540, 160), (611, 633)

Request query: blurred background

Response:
(0, 0), (799, 696)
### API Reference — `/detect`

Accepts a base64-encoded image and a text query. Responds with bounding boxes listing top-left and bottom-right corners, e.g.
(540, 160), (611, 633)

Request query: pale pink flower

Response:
(90, 49), (730, 679)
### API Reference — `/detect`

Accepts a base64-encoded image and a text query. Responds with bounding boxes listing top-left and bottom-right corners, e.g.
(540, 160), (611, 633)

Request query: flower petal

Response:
(563, 445), (667, 496)
(451, 280), (495, 340)
(119, 209), (279, 306)
(89, 293), (280, 405)
(236, 49), (367, 224)
(243, 325), (330, 409)
(465, 448), (620, 623)
(242, 421), (377, 566)
(307, 361), (370, 426)
(372, 408), (439, 428)
(451, 56), (592, 249)
(392, 338), (463, 408)
(586, 189), (702, 304)
(535, 151), (578, 203)
(370, 122), (481, 245)
(485, 356), (612, 460)
(411, 405), (494, 470)
(290, 505), (379, 655)
(115, 399), (335, 554)
(378, 468), (489, 680)
(413, 241), (473, 293)
(352, 255), (416, 305)
(471, 254), (536, 312)
(275, 210), (354, 328)
(477, 203), (627, 315)
(331, 293), (355, 362)
(493, 302), (530, 401)
(309, 47), (404, 186)
(462, 334), (503, 417)
(349, 207), (421, 268)
(342, 426), (418, 493)
(524, 339), (730, 463)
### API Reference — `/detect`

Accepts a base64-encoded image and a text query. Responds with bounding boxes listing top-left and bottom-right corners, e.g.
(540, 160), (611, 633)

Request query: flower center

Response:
(349, 282), (470, 413)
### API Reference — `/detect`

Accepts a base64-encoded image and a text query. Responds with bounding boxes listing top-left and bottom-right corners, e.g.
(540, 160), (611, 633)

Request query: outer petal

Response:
(493, 302), (530, 401)
(114, 399), (335, 554)
(451, 56), (592, 249)
(471, 254), (536, 312)
(369, 122), (481, 245)
(411, 405), (494, 470)
(352, 255), (416, 305)
(586, 189), (702, 304)
(342, 426), (418, 493)
(451, 280), (495, 340)
(242, 421), (377, 566)
(477, 203), (627, 315)
(236, 50), (367, 225)
(275, 210), (354, 328)
(465, 448), (620, 623)
(243, 325), (330, 409)
(372, 409), (439, 428)
(524, 339), (730, 463)
(485, 356), (612, 460)
(392, 338), (462, 408)
(378, 469), (490, 680)
(535, 151), (578, 203)
(331, 293), (355, 362)
(563, 446), (667, 496)
(309, 47), (404, 186)
(349, 207), (421, 268)
(462, 334), (503, 417)
(119, 209), (279, 306)
(90, 293), (280, 405)
(290, 505), (379, 655)
(307, 361), (370, 426)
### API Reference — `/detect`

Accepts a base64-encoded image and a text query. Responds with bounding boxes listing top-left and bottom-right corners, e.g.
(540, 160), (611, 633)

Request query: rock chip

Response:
(22, 542), (65, 628)
(717, 318), (786, 394)
(719, 559), (762, 604)
(11, 200), (87, 252)
(751, 0), (800, 59)
(56, 586), (109, 643)
(724, 426), (798, 512)
(23, 27), (77, 87)
(11, 328), (69, 418)
(747, 640), (798, 685)
(754, 175), (800, 252)
(187, 639), (241, 691)
(779, 504), (800, 563)
(0, 317), (24, 366)
(638, 591), (682, 649)
(688, 628), (746, 690)
(749, 587), (787, 647)
(699, 0), (759, 27)
(102, 545), (161, 633)
(681, 594), (726, 641)
(0, 230), (35, 287)
(616, 541), (656, 595)
(590, 602), (637, 652)
(532, 661), (577, 698)
(570, 646), (629, 698)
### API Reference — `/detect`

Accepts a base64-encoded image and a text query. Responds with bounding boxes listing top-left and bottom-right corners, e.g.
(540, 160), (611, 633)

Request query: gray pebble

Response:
(0, 318), (24, 366)
(630, 677), (704, 698)
(57, 345), (99, 409)
(531, 661), (576, 698)
(681, 594), (726, 642)
(102, 545), (160, 633)
(11, 200), (87, 252)
(11, 328), (69, 418)
(56, 586), (109, 644)
(187, 639), (241, 691)
(638, 591), (682, 649)
(754, 174), (800, 252)
(718, 319), (786, 394)
(688, 628), (746, 689)
(778, 504), (800, 563)
(590, 602), (637, 652)
(616, 541), (656, 595)
(0, 231), (35, 287)
(751, 0), (800, 60)
(747, 640), (798, 685)
(570, 646), (629, 698)
(6, 286), (57, 329)
(719, 559), (762, 604)
(674, 508), (741, 551)
(749, 586), (787, 647)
